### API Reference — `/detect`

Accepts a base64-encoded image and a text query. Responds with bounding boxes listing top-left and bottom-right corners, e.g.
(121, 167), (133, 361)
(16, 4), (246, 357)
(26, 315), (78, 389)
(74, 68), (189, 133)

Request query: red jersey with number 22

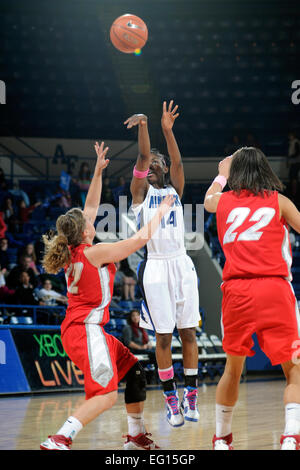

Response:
(61, 244), (116, 336)
(216, 190), (292, 282)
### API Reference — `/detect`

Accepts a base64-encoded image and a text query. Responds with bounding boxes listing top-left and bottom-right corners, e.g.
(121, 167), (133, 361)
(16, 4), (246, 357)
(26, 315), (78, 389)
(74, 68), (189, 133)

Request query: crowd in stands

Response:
(0, 164), (137, 325)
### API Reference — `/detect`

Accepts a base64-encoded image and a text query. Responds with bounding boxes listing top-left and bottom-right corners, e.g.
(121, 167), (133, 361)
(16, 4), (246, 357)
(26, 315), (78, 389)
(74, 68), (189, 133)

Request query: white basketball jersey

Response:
(131, 185), (186, 258)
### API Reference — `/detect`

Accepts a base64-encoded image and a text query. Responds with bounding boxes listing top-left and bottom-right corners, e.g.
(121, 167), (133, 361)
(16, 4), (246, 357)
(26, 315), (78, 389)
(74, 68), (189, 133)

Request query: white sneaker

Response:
(40, 435), (72, 450)
(163, 390), (184, 427)
(212, 433), (233, 450)
(181, 387), (199, 422)
(280, 435), (300, 450)
(123, 432), (160, 450)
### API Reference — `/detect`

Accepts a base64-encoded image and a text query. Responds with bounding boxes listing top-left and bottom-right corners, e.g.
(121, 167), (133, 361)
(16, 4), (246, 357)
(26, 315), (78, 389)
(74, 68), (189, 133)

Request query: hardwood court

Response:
(0, 378), (287, 451)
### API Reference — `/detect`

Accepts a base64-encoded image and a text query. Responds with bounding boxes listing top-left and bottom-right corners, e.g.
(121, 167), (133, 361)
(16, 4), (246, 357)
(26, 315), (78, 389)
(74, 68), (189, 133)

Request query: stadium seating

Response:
(1, 2), (299, 156)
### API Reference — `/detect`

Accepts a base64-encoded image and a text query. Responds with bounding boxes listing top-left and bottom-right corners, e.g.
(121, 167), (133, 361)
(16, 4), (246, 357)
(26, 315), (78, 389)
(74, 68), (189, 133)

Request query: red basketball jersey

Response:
(61, 244), (116, 335)
(216, 190), (292, 281)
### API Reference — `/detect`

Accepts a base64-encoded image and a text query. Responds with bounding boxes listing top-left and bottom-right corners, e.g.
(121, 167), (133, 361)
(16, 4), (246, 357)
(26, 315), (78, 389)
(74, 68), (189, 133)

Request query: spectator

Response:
(120, 258), (137, 301)
(0, 263), (15, 303)
(77, 162), (91, 206)
(101, 177), (115, 205)
(0, 238), (10, 270)
(122, 309), (154, 354)
(9, 182), (30, 207)
(113, 261), (125, 298)
(0, 211), (7, 239)
(21, 243), (40, 275)
(13, 271), (39, 306)
(6, 255), (38, 289)
(17, 199), (42, 224)
(2, 197), (15, 222)
(36, 279), (68, 306)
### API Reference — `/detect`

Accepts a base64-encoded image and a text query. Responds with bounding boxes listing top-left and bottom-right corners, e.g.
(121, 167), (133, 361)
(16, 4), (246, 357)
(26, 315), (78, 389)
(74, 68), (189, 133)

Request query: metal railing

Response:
(0, 304), (66, 325)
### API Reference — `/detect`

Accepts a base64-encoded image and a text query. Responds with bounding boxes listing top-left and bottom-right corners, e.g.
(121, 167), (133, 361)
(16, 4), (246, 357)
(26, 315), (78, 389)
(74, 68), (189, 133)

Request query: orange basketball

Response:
(110, 14), (148, 53)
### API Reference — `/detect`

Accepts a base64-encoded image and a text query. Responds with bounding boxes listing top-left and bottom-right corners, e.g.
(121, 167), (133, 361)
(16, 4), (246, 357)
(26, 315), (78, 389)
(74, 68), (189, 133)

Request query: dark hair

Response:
(150, 148), (171, 185)
(127, 309), (140, 325)
(228, 147), (284, 196)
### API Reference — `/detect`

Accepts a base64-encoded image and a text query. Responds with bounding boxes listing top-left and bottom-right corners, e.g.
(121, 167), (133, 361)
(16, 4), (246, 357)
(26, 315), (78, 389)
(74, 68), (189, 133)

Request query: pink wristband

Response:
(213, 175), (227, 190)
(133, 166), (149, 179)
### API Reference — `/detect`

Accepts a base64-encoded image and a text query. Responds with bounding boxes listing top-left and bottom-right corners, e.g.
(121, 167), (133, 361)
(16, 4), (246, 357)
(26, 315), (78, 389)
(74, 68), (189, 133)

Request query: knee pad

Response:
(124, 361), (147, 404)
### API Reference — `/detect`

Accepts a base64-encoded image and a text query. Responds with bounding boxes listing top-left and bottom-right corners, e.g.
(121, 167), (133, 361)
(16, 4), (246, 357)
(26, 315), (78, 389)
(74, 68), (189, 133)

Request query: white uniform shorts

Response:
(137, 252), (200, 333)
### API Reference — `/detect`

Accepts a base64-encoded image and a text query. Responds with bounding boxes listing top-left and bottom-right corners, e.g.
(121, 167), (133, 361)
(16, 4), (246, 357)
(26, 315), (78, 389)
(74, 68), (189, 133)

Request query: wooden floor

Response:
(0, 378), (288, 451)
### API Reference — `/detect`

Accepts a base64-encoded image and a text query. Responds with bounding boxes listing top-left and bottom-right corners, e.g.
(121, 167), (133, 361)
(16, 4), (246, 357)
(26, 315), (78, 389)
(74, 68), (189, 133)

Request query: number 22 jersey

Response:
(216, 190), (292, 281)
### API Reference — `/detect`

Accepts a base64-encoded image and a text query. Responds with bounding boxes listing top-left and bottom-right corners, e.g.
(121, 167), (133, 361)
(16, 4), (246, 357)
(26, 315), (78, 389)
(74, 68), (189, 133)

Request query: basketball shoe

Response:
(40, 435), (72, 450)
(123, 432), (160, 450)
(164, 389), (184, 427)
(181, 387), (199, 422)
(212, 433), (234, 450)
(280, 435), (300, 450)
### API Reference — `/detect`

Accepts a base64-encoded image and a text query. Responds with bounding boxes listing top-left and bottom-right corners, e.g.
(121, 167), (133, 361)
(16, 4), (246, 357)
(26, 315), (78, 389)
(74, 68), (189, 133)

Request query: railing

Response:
(0, 304), (66, 325)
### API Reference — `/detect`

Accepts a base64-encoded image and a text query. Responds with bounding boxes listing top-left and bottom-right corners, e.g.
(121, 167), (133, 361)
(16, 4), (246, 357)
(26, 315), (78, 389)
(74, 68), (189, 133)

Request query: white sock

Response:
(57, 416), (83, 440)
(284, 403), (300, 436)
(215, 404), (234, 438)
(127, 413), (145, 437)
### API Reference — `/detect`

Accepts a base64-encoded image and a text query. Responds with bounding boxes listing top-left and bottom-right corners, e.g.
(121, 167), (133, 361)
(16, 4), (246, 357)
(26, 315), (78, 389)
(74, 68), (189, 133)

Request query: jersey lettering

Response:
(65, 262), (84, 294)
(223, 207), (275, 245)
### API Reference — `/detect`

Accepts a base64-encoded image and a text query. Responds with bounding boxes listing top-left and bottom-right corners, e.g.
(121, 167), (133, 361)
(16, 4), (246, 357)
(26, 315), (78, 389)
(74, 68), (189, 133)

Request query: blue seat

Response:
(10, 316), (33, 325)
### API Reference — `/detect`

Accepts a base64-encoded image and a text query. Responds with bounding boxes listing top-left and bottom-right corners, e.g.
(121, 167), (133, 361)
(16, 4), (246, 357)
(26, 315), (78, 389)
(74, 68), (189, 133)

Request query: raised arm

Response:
(204, 156), (232, 213)
(161, 100), (184, 198)
(83, 141), (109, 225)
(84, 194), (175, 267)
(124, 114), (151, 205)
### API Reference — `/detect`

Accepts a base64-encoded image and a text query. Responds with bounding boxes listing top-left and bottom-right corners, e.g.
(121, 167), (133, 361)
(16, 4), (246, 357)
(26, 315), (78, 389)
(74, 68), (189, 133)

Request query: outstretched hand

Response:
(124, 114), (148, 129)
(158, 194), (176, 217)
(94, 141), (109, 173)
(161, 100), (179, 131)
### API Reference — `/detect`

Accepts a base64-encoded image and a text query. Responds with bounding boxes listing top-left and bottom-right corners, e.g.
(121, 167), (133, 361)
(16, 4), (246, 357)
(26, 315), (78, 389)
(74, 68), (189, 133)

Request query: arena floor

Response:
(0, 377), (287, 451)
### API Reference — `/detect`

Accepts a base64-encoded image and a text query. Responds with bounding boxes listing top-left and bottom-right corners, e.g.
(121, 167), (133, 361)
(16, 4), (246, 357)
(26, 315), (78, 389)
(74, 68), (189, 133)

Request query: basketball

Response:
(110, 14), (148, 53)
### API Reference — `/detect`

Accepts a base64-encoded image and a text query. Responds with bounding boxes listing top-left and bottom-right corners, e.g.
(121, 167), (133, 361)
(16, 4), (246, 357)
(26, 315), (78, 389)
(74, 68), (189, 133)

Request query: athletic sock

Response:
(127, 413), (145, 437)
(184, 369), (198, 388)
(56, 416), (83, 440)
(215, 404), (234, 438)
(158, 366), (176, 392)
(284, 403), (300, 435)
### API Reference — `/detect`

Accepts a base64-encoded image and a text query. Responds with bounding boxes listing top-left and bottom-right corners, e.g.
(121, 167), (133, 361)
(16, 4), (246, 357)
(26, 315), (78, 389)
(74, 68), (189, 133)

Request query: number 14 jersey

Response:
(131, 185), (185, 258)
(216, 190), (292, 281)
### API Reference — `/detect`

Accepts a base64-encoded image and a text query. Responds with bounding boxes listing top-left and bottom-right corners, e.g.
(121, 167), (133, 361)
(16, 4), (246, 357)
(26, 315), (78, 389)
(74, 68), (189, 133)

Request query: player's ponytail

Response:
(42, 208), (86, 274)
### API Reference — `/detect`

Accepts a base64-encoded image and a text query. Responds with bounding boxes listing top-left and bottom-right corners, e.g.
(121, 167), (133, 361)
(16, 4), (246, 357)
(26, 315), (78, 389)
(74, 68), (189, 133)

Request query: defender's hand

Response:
(161, 100), (179, 131)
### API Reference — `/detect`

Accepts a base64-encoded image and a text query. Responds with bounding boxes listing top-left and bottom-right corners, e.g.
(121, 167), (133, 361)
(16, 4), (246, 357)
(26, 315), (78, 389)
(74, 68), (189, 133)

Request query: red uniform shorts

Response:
(61, 323), (138, 400)
(221, 277), (300, 365)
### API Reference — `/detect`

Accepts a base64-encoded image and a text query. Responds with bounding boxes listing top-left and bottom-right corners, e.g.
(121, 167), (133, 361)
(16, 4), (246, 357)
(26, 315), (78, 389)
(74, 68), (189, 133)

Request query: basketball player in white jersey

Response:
(124, 101), (200, 427)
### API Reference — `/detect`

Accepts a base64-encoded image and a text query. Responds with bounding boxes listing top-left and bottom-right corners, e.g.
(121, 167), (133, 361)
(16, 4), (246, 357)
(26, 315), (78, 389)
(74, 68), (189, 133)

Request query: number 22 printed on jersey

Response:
(223, 207), (276, 245)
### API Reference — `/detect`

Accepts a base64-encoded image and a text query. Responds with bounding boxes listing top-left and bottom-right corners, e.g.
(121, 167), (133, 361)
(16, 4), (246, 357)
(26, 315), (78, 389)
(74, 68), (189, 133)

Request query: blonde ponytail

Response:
(42, 233), (71, 274)
(42, 208), (86, 274)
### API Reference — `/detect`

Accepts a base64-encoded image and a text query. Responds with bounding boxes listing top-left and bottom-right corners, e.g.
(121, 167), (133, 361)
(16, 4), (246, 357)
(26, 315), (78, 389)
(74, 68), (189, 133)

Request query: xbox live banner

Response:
(11, 328), (84, 392)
